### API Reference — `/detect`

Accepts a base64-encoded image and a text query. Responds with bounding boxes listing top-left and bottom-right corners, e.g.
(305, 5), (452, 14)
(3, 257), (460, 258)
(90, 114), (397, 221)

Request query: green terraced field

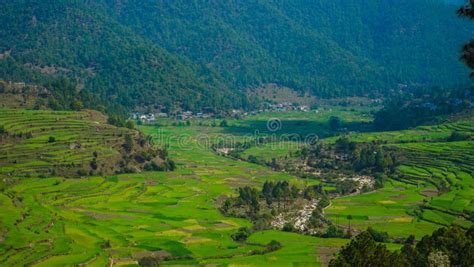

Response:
(0, 109), (134, 177)
(325, 180), (441, 238)
(1, 108), (472, 266)
(324, 116), (474, 144)
(0, 124), (331, 266)
(391, 141), (474, 226)
(324, 114), (474, 231)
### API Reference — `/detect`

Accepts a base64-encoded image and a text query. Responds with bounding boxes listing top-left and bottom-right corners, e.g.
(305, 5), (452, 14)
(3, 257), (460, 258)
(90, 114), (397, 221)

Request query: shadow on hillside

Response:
(223, 120), (373, 140)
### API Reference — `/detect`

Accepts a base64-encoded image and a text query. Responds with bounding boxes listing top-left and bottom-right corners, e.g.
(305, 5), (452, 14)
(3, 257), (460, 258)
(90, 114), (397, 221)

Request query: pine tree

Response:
(459, 2), (474, 78)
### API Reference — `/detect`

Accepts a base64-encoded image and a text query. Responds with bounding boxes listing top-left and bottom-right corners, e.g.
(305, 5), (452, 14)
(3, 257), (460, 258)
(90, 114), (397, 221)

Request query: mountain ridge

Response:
(0, 0), (471, 112)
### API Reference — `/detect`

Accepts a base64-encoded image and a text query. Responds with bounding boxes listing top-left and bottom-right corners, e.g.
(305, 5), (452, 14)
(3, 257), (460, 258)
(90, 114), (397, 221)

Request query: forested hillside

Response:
(98, 0), (471, 96)
(0, 1), (248, 113)
(0, 0), (471, 112)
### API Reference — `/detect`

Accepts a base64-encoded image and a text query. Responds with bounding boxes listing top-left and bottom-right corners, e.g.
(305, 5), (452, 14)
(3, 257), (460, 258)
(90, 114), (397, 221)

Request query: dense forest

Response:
(0, 1), (248, 114)
(0, 0), (471, 113)
(98, 0), (471, 96)
(371, 0), (474, 131)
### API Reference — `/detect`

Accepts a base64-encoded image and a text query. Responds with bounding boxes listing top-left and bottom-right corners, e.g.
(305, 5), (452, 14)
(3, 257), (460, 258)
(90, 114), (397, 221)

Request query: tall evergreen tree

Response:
(459, 1), (474, 84)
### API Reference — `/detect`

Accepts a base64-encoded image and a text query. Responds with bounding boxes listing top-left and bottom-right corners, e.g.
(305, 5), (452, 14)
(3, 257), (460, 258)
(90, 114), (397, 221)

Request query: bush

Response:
(138, 256), (161, 267)
(90, 159), (98, 170)
(266, 240), (282, 252)
(252, 213), (273, 231)
(144, 161), (163, 171)
(247, 155), (260, 164)
(107, 114), (125, 127)
(123, 134), (134, 153)
(323, 225), (345, 238)
(282, 223), (295, 232)
(329, 116), (341, 131)
(309, 210), (324, 228)
(405, 234), (416, 245)
(448, 131), (471, 141)
(220, 119), (229, 127)
(231, 227), (252, 242)
(71, 100), (83, 111)
(165, 159), (176, 171)
(367, 227), (390, 242)
(48, 136), (56, 143)
(101, 240), (111, 249)
(126, 120), (136, 129)
(76, 169), (88, 176)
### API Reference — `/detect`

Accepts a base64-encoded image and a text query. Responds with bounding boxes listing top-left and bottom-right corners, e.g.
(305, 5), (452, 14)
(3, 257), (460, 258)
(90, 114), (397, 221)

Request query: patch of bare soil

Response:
(394, 186), (406, 191)
(83, 211), (134, 221)
(126, 208), (152, 214)
(368, 215), (404, 220)
(132, 250), (171, 259)
(144, 180), (158, 186)
(214, 222), (235, 229)
(420, 189), (439, 197)
(316, 246), (339, 267)
(214, 195), (228, 207)
(224, 177), (258, 188)
(84, 109), (108, 123)
(389, 194), (407, 199)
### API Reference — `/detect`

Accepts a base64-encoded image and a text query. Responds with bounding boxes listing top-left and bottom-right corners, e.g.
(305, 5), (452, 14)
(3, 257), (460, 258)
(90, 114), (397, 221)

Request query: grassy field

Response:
(0, 107), (472, 266)
(0, 123), (331, 266)
(323, 115), (474, 144)
(323, 114), (474, 232)
(325, 180), (440, 238)
(226, 107), (374, 138)
(240, 141), (301, 162)
(219, 111), (474, 237)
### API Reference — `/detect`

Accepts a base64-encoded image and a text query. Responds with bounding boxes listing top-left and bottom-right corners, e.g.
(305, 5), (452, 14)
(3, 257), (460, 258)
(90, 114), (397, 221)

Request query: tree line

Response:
(330, 225), (474, 267)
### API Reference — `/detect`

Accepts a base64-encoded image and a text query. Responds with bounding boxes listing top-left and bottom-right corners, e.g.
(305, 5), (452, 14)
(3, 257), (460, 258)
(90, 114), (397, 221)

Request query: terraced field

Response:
(0, 109), (472, 266)
(0, 124), (333, 266)
(0, 109), (138, 177)
(325, 180), (440, 238)
(227, 112), (474, 238)
(392, 141), (474, 226)
(324, 115), (474, 144)
(325, 114), (474, 234)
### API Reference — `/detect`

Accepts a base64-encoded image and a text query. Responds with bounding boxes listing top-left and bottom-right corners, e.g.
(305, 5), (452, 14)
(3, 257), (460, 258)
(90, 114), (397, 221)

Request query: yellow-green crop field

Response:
(0, 108), (472, 266)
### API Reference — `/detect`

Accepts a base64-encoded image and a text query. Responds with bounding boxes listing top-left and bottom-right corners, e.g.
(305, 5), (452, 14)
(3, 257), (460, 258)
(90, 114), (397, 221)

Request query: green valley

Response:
(1, 107), (473, 266)
(1, 0), (474, 266)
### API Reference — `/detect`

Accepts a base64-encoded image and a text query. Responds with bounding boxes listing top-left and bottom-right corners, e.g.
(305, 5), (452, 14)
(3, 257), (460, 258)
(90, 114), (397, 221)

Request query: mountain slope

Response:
(0, 1), (247, 113)
(99, 0), (472, 96)
(0, 0), (471, 112)
(0, 108), (173, 178)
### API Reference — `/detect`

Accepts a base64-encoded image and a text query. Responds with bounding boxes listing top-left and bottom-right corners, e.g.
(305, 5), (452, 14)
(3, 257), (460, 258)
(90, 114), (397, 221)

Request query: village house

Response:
(140, 113), (156, 123)
(132, 113), (156, 123)
(299, 105), (310, 112)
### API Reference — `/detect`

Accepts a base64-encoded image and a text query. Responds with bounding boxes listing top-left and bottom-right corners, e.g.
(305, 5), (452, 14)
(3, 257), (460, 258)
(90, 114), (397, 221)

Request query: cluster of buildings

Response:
(131, 110), (215, 123)
(131, 112), (172, 123)
(175, 111), (213, 120)
(263, 102), (310, 112)
(130, 102), (314, 124)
